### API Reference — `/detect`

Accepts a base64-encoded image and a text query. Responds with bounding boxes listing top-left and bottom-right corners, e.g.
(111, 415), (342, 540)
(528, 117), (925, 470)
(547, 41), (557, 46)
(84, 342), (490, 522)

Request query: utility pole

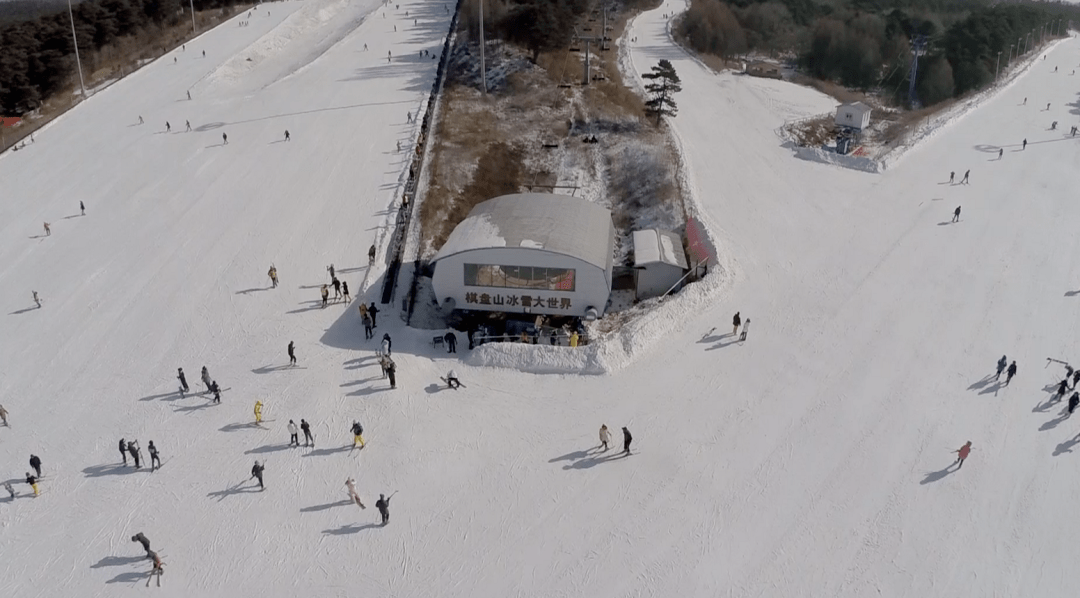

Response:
(479, 0), (486, 94)
(583, 39), (591, 84)
(907, 35), (926, 108)
(189, 0), (197, 34)
(995, 51), (1002, 80)
(66, 0), (86, 101)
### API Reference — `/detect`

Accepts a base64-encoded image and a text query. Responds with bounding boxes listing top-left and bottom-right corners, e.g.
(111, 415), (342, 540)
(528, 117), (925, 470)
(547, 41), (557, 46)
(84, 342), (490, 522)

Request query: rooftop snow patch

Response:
(432, 193), (614, 271)
(633, 229), (687, 268)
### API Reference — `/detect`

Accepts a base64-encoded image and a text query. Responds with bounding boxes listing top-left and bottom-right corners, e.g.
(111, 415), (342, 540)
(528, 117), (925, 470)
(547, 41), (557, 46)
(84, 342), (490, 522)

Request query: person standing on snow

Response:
(148, 441), (161, 470)
(0, 403), (8, 426)
(268, 265), (278, 288)
(3, 482), (13, 499)
(952, 441), (973, 469)
(444, 331), (457, 353)
(1072, 369), (1080, 390)
(622, 427), (633, 455)
(119, 438), (129, 466)
(32, 291), (41, 308)
(1056, 379), (1070, 402)
(949, 171), (955, 184)
(994, 355), (1007, 380)
(381, 333), (392, 357)
(288, 420), (299, 447)
(178, 368), (189, 393)
(345, 477), (365, 508)
(960, 170), (969, 184)
(369, 303), (380, 327)
(288, 341), (296, 366)
(739, 318), (751, 341)
(43, 222), (50, 236)
(146, 551), (165, 587)
(201, 366), (212, 391)
(300, 419), (314, 447)
(29, 454), (41, 477)
(1022, 138), (1028, 150)
(222, 132), (228, 145)
(320, 284), (329, 308)
(332, 276), (342, 300)
(254, 401), (264, 424)
(998, 148), (1003, 159)
(732, 312), (741, 336)
(132, 532), (151, 555)
(952, 206), (961, 223)
(351, 421), (366, 448)
(80, 201), (85, 215)
(186, 120), (191, 132)
(1006, 361), (1018, 385)
(341, 280), (351, 302)
(284, 130), (290, 142)
(250, 461), (265, 489)
(599, 424), (611, 451)
(376, 493), (391, 525)
(363, 312), (374, 340)
(211, 381), (221, 403)
(1069, 392), (1080, 416)
(387, 359), (397, 389)
(128, 441), (142, 469)
(446, 369), (461, 389)
(26, 472), (39, 496)
(369, 244), (377, 265)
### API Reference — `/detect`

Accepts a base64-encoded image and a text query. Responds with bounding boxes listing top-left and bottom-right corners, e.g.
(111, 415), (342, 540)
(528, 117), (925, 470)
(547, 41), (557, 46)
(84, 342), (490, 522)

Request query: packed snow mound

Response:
(205, 0), (376, 92)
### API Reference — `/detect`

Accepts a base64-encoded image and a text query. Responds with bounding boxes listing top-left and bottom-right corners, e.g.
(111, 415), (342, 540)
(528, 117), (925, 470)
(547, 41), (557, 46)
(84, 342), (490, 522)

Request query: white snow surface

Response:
(4, 0), (1080, 595)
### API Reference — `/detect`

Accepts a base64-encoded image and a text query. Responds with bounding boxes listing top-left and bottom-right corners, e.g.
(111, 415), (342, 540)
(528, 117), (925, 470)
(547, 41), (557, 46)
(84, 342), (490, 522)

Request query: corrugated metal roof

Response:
(632, 229), (688, 268)
(432, 193), (615, 271)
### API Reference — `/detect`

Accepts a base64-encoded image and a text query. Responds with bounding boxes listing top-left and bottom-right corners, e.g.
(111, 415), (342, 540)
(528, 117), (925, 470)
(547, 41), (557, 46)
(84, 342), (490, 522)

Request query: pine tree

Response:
(643, 59), (682, 125)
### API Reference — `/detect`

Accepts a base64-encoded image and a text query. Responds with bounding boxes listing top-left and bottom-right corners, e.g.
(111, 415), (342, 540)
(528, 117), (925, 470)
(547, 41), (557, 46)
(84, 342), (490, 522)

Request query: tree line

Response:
(676, 0), (1080, 107)
(0, 0), (245, 115)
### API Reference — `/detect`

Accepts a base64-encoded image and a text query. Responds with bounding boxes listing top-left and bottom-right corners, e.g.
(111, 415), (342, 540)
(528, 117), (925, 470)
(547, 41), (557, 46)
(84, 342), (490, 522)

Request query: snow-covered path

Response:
(627, 4), (1080, 595)
(3, 0), (1080, 593)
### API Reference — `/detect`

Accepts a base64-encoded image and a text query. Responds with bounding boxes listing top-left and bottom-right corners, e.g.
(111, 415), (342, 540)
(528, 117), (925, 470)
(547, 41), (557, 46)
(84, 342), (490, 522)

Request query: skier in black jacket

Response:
(1056, 379), (1069, 402)
(132, 532), (151, 555)
(994, 356), (1007, 380)
(29, 454), (41, 477)
(1069, 393), (1080, 416)
(119, 438), (128, 466)
(148, 441), (161, 470)
(376, 493), (391, 525)
(300, 419), (314, 447)
(1005, 361), (1018, 385)
(177, 368), (189, 393)
(251, 461), (265, 489)
(622, 427), (633, 455)
(369, 303), (380, 327)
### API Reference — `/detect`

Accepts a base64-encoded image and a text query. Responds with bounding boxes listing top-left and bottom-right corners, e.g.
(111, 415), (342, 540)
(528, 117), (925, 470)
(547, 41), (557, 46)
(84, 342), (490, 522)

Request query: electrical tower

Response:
(908, 35), (927, 108)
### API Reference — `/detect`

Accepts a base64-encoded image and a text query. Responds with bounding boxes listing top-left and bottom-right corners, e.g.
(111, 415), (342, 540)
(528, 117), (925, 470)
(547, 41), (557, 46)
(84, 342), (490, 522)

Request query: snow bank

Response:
(794, 146), (881, 173)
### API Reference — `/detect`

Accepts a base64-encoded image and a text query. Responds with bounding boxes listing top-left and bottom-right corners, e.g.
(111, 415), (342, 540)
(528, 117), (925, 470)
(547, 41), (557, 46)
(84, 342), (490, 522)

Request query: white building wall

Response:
(637, 263), (685, 299)
(433, 248), (610, 317)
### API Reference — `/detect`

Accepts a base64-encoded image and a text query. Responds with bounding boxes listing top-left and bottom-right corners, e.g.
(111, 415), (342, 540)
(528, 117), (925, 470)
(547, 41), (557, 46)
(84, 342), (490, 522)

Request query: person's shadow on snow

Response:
(550, 446), (625, 470)
(207, 482), (261, 501)
(1040, 411), (1071, 431)
(91, 555), (145, 569)
(1053, 433), (1080, 456)
(322, 523), (381, 535)
(977, 380), (1003, 396)
(919, 465), (956, 484)
(967, 374), (995, 391)
(105, 571), (148, 584)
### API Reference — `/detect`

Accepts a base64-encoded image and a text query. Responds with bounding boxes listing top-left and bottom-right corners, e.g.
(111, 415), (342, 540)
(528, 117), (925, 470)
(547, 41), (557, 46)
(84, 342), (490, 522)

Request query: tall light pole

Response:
(996, 51), (1002, 79)
(66, 0), (86, 100)
(478, 0), (486, 95)
(190, 0), (197, 34)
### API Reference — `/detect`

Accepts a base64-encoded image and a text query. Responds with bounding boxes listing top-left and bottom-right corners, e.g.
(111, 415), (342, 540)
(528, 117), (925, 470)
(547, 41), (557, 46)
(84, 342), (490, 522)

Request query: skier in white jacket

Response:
(599, 424), (611, 451)
(345, 477), (365, 508)
(287, 420), (299, 447)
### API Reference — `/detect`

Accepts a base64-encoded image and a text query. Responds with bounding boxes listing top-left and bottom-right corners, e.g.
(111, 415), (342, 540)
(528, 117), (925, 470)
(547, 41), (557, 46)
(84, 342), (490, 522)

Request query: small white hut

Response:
(632, 229), (688, 300)
(835, 101), (872, 131)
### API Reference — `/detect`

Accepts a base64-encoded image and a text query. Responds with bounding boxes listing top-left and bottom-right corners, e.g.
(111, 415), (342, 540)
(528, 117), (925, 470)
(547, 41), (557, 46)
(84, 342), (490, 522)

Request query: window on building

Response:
(464, 264), (575, 291)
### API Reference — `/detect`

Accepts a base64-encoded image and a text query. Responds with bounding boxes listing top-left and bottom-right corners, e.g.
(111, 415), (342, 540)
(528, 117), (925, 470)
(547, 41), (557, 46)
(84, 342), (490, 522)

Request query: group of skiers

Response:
(178, 366), (222, 402)
(118, 438), (162, 471)
(320, 265), (352, 307)
(732, 312), (750, 342)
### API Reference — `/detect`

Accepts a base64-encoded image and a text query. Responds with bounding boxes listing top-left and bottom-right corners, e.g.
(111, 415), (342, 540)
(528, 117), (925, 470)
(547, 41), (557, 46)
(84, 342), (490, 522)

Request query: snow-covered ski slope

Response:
(4, 0), (1080, 593)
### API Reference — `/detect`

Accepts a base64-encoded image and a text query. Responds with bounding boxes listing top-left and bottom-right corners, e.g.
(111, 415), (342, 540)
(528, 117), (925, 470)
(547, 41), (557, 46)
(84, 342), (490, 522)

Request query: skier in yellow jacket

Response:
(254, 400), (264, 424)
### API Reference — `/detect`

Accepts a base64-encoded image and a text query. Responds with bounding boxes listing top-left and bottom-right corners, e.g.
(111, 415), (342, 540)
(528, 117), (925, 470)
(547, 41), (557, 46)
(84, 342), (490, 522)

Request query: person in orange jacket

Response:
(953, 441), (972, 469)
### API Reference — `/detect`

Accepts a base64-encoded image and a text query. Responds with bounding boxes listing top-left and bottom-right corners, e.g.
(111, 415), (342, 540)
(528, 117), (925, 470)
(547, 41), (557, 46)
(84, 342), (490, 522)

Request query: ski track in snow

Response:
(2, 0), (1080, 594)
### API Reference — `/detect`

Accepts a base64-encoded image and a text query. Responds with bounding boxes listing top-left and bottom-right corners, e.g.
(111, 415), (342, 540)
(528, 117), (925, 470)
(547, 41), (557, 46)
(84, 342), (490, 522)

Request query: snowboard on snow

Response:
(439, 377), (466, 389)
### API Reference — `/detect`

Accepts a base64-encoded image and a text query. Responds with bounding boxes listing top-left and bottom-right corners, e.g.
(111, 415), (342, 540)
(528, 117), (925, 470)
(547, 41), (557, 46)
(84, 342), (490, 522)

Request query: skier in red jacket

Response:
(953, 441), (973, 469)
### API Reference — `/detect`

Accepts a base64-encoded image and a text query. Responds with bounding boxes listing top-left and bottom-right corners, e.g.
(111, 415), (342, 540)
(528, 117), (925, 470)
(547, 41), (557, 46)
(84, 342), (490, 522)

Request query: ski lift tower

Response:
(908, 35), (927, 108)
(577, 4), (614, 85)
